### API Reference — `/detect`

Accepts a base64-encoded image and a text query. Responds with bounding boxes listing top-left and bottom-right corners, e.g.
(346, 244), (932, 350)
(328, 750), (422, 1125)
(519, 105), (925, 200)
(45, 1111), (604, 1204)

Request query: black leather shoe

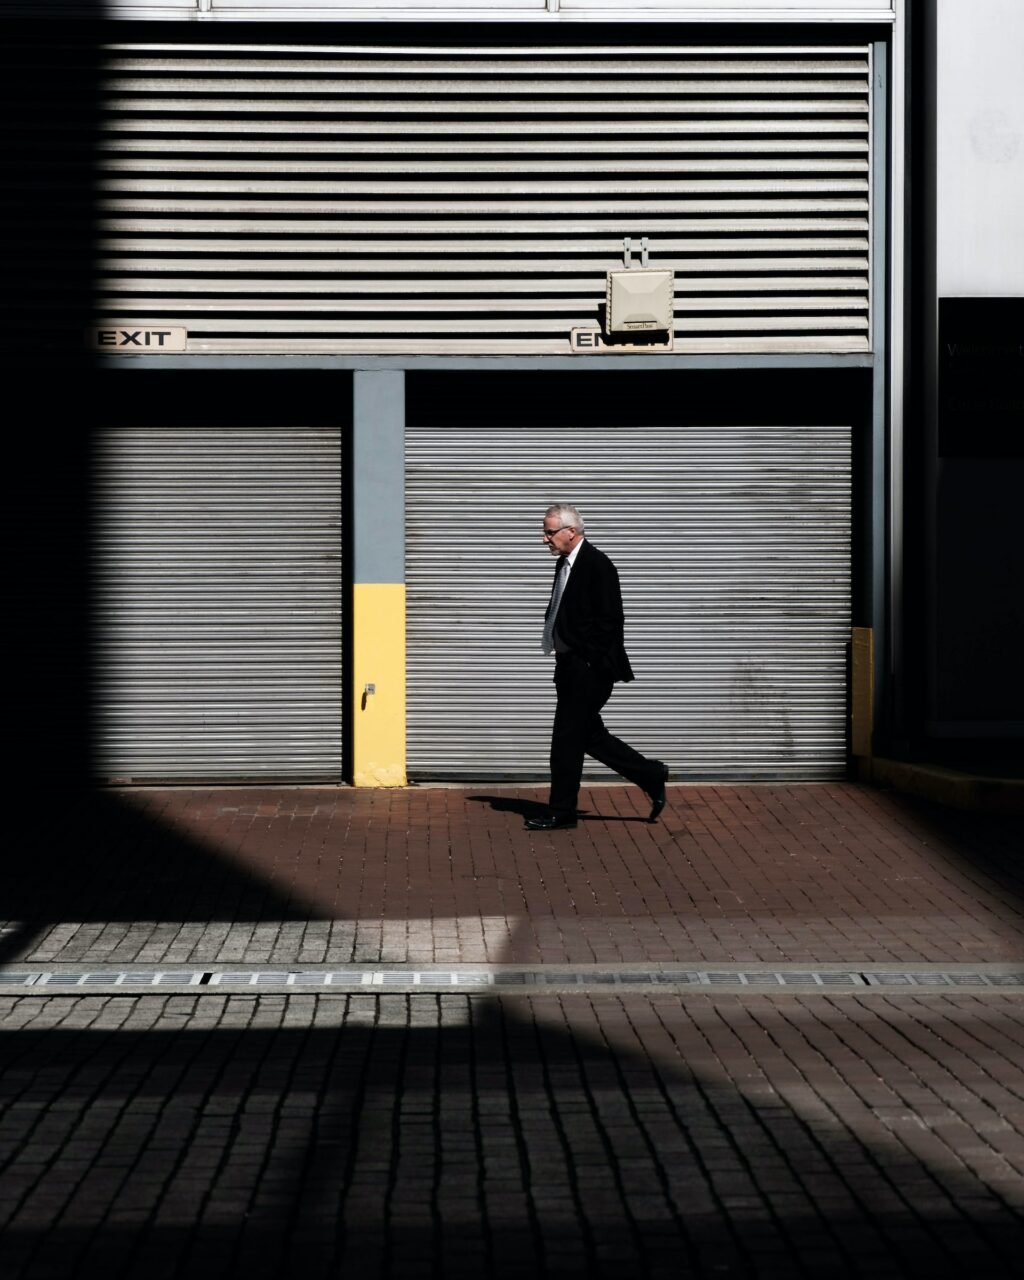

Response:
(646, 762), (669, 823)
(524, 812), (578, 831)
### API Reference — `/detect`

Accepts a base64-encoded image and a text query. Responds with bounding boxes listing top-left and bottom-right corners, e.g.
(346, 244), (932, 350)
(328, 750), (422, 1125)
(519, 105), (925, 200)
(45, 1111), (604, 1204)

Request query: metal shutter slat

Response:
(99, 96), (869, 115)
(107, 77), (869, 94)
(96, 238), (870, 254)
(105, 58), (870, 74)
(101, 138), (871, 153)
(93, 117), (870, 135)
(90, 316), (868, 333)
(99, 42), (869, 55)
(95, 220), (870, 232)
(207, 336), (868, 354)
(98, 276), (869, 294)
(97, 259), (870, 276)
(99, 178), (868, 194)
(103, 158), (868, 173)
(93, 295), (870, 311)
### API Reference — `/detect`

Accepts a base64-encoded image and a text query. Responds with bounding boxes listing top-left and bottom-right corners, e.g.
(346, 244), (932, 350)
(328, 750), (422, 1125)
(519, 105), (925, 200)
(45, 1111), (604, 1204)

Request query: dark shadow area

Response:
(903, 743), (1024, 783)
(470, 795), (654, 825)
(4, 16), (105, 795)
(468, 794), (554, 821)
(0, 17), (104, 351)
(7, 790), (321, 928)
(1, 788), (330, 968)
(3, 19), (353, 792)
(2, 996), (1023, 1279)
(873, 792), (1024, 908)
(7, 369), (352, 797)
(408, 369), (873, 434)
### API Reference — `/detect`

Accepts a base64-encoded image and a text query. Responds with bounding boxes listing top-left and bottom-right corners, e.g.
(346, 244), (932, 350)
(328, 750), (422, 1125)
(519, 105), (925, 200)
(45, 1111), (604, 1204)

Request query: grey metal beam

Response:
(871, 39), (891, 747)
(98, 354), (874, 372)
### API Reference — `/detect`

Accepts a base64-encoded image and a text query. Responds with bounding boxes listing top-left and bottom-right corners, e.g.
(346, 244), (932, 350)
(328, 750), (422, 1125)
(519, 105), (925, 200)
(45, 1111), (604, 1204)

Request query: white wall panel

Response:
(936, 0), (1024, 296)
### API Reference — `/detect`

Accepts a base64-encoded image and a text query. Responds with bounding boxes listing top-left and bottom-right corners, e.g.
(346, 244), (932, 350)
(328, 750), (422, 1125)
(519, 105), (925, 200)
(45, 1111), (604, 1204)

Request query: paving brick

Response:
(6, 782), (1023, 968)
(4, 783), (1024, 1276)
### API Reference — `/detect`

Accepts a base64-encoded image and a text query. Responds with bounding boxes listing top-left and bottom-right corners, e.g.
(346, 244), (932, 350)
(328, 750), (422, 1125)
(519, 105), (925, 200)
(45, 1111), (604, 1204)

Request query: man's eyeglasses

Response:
(542, 526), (573, 538)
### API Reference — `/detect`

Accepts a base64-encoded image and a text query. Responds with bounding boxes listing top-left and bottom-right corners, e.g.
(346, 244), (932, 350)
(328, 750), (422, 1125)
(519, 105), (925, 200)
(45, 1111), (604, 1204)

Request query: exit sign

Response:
(87, 326), (188, 352)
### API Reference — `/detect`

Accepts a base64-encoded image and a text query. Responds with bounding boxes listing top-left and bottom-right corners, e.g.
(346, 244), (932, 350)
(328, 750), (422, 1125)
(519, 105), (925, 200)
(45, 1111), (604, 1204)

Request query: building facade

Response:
(4, 1), (1019, 786)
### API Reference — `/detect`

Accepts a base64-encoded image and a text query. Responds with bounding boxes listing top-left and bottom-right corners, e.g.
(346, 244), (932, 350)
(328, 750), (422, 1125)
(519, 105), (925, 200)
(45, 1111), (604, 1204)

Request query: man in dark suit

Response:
(525, 503), (669, 831)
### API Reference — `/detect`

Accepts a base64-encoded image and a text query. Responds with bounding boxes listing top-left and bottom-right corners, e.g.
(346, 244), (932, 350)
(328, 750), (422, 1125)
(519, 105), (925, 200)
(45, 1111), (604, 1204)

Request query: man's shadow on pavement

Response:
(469, 794), (656, 823)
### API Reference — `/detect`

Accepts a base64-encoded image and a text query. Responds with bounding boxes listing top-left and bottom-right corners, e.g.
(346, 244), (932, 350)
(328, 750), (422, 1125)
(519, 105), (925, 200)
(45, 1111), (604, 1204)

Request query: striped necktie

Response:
(542, 556), (569, 654)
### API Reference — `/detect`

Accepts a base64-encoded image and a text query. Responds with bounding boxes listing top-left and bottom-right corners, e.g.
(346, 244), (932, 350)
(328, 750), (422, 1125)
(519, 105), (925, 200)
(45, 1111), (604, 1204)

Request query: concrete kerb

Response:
(865, 757), (1024, 815)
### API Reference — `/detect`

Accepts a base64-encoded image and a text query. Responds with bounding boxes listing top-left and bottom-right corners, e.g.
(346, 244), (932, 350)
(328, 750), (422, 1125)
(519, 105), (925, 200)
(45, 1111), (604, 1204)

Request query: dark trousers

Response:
(548, 654), (660, 815)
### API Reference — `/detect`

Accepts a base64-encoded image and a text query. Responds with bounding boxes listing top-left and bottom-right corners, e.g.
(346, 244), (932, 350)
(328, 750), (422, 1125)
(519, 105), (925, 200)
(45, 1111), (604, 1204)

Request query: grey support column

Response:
(351, 371), (407, 786)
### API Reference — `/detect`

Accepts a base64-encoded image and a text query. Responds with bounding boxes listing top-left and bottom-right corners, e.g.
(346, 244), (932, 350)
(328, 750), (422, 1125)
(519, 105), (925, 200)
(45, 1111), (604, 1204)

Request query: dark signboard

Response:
(938, 298), (1024, 457)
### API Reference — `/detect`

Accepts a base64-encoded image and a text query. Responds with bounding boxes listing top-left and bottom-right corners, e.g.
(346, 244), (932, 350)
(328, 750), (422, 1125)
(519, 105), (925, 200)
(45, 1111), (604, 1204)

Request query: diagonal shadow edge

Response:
(1, 993), (1023, 1279)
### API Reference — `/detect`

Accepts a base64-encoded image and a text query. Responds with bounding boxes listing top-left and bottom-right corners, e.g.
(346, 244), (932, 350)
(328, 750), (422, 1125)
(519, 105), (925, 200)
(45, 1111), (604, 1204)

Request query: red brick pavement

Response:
(4, 781), (1024, 1280)
(7, 781), (1023, 968)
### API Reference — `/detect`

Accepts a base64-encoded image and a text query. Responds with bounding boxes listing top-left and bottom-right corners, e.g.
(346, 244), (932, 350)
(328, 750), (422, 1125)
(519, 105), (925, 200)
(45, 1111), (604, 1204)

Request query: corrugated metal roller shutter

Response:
(15, 32), (871, 355)
(94, 426), (344, 781)
(406, 422), (850, 780)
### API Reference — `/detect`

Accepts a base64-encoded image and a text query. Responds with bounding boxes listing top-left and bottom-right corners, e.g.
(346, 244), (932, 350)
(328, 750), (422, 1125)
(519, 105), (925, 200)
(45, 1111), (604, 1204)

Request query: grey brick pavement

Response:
(2, 991), (1024, 1278)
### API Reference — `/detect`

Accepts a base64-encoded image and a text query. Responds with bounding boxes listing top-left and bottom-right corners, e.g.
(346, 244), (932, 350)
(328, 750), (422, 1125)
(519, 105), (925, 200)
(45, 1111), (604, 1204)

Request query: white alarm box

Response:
(605, 268), (674, 333)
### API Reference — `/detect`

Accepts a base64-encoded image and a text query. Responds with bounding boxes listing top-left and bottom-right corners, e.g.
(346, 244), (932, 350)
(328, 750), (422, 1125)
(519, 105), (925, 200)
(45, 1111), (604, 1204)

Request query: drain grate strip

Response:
(2, 968), (1023, 993)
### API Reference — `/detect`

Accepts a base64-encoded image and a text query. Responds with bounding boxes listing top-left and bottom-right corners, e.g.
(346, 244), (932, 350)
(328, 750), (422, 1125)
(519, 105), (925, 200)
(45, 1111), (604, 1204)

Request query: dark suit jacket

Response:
(551, 539), (635, 683)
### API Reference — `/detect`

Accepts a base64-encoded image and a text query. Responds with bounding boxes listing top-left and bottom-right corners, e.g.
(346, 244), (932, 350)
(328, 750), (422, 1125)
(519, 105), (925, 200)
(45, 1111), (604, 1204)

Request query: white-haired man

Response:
(526, 503), (668, 831)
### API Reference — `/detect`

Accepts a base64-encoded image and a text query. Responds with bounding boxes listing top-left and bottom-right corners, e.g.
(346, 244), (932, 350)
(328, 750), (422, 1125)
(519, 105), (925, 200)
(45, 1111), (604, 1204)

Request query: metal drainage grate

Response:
(2, 968), (1023, 992)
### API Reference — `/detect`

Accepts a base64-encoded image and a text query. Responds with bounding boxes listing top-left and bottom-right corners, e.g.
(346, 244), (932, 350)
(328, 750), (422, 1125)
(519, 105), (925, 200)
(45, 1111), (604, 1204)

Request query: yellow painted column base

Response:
(352, 582), (407, 786)
(851, 626), (874, 760)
